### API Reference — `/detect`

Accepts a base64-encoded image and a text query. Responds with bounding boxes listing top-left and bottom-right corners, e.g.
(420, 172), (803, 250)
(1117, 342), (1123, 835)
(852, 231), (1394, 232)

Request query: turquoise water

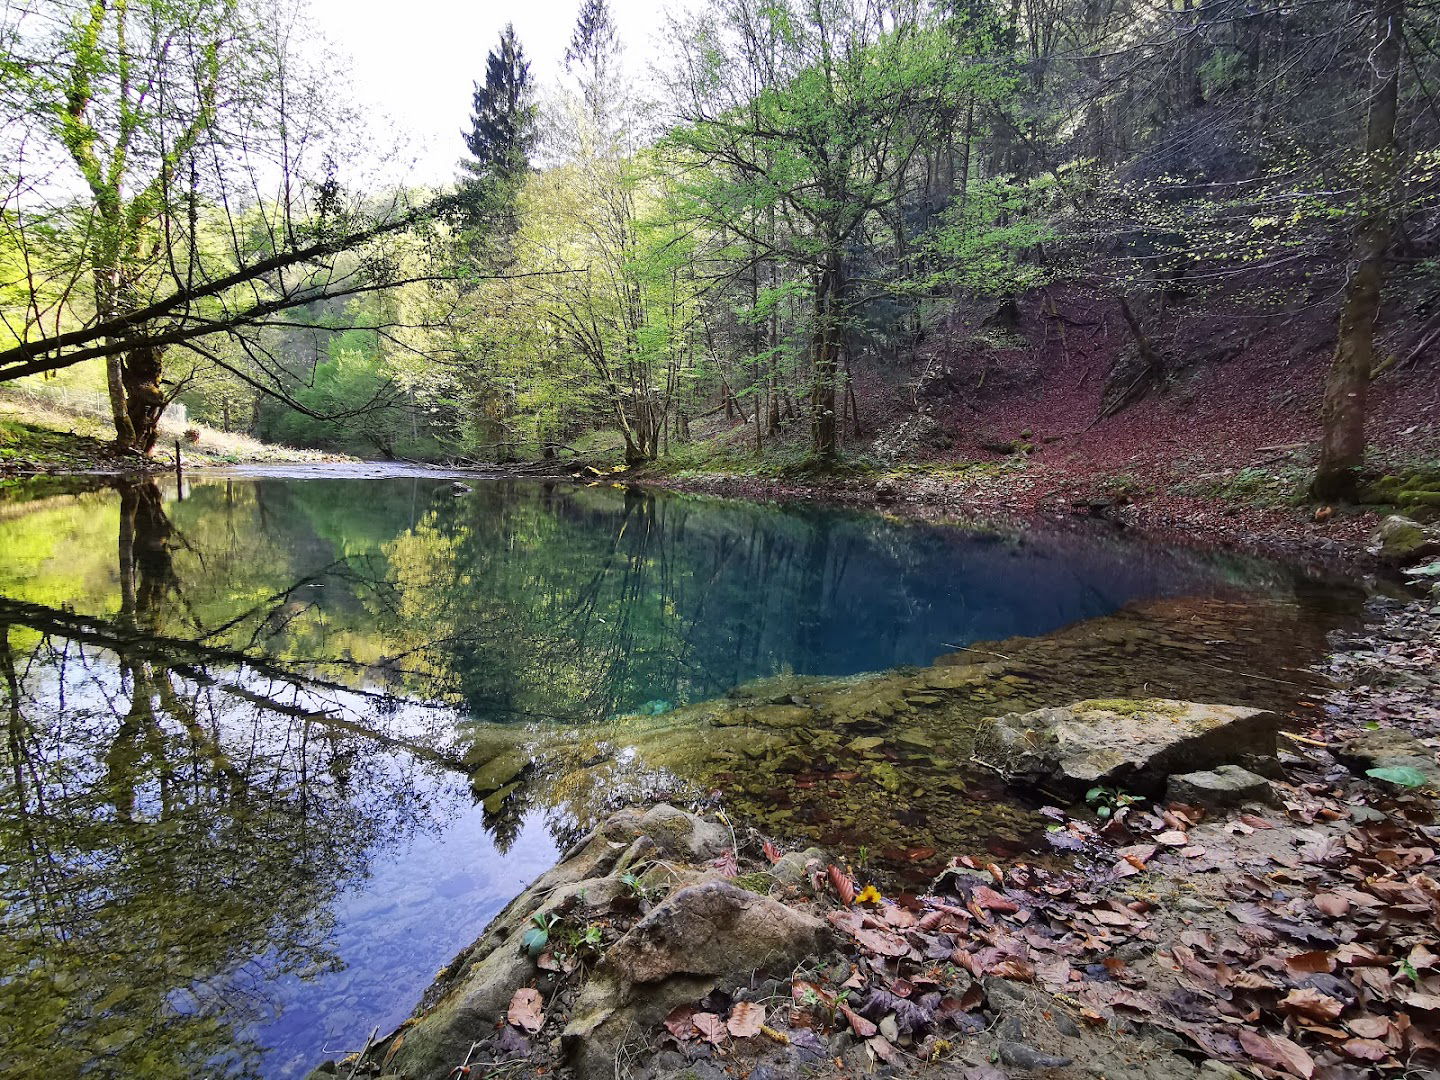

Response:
(0, 473), (1362, 1076)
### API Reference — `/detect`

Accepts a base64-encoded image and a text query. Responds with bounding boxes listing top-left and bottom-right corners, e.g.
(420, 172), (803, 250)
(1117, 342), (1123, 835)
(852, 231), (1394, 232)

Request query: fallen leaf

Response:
(853, 926), (910, 957)
(1279, 987), (1345, 1022)
(507, 987), (544, 1034)
(839, 1001), (876, 1038)
(828, 864), (856, 905)
(1313, 892), (1350, 917)
(1156, 830), (1188, 846)
(762, 839), (783, 864)
(972, 885), (1019, 913)
(1339, 1037), (1390, 1062)
(663, 1004), (697, 1040)
(692, 1012), (727, 1044)
(1285, 951), (1336, 975)
(1240, 814), (1275, 830)
(727, 1001), (764, 1038)
(1239, 1028), (1315, 1078)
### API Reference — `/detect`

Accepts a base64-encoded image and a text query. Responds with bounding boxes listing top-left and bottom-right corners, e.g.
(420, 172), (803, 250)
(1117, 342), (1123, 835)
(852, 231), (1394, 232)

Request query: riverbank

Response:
(641, 462), (1392, 572)
(0, 398), (348, 476)
(314, 584), (1440, 1080)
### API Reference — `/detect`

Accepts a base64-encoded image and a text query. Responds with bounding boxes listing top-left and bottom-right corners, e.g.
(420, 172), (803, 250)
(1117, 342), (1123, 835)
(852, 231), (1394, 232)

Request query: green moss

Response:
(731, 872), (774, 895)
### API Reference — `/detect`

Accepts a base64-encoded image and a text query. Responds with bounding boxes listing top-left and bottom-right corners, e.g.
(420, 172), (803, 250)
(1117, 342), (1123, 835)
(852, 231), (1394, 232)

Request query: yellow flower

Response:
(856, 884), (882, 905)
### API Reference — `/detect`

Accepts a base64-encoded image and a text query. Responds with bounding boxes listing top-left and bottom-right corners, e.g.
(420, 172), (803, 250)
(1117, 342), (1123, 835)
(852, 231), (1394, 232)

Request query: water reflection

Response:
(0, 474), (1367, 1077)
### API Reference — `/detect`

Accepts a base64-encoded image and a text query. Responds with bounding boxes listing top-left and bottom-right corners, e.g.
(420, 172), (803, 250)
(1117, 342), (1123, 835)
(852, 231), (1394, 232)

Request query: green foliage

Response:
(1084, 785), (1142, 819)
(1365, 766), (1429, 789)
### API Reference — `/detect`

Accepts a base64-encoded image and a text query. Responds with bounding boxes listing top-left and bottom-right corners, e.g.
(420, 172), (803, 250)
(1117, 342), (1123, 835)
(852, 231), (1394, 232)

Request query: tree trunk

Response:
(121, 344), (168, 455)
(809, 254), (843, 460)
(1312, 0), (1402, 502)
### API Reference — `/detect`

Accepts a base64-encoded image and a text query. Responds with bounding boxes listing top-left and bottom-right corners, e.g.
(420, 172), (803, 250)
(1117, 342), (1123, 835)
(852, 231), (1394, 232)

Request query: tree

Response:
(0, 0), (459, 453)
(461, 24), (538, 214)
(1312, 0), (1405, 501)
(668, 0), (1003, 459)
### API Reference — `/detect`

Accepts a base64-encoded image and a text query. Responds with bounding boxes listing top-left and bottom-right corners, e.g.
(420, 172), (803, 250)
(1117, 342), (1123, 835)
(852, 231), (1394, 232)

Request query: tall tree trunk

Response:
(1312, 0), (1402, 502)
(810, 254), (843, 460)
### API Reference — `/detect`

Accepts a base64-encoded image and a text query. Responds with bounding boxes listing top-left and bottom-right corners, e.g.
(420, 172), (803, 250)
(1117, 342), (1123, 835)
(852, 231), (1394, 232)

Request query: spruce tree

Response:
(461, 24), (537, 206)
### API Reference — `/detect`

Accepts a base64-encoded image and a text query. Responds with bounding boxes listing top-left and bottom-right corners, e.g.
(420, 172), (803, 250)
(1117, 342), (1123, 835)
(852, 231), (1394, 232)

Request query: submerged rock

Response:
(991, 698), (1279, 790)
(1167, 764), (1275, 807)
(564, 881), (830, 1076)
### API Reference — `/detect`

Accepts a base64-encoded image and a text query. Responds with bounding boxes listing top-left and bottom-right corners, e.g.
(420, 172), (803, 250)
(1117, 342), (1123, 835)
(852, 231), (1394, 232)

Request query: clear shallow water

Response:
(0, 473), (1366, 1077)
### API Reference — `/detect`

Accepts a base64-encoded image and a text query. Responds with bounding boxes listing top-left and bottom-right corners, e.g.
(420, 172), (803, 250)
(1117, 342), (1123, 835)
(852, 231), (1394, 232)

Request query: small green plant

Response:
(522, 911), (560, 958)
(567, 923), (604, 960)
(1366, 766), (1429, 789)
(855, 844), (870, 870)
(1085, 785), (1143, 819)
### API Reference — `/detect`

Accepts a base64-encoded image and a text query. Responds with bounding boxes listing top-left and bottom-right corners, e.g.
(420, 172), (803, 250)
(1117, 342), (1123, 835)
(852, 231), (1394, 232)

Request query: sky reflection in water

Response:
(0, 475), (1360, 1076)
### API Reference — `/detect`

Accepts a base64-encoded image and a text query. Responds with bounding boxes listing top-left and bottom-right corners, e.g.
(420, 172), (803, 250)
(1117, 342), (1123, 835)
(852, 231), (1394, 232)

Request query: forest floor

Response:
(644, 286), (1440, 567)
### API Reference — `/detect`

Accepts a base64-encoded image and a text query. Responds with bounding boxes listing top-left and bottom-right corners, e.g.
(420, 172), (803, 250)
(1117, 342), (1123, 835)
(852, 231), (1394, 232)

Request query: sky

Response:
(303, 0), (686, 186)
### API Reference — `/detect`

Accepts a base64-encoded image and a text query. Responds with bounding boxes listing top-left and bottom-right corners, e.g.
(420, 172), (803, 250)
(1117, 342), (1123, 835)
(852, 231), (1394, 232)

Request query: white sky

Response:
(303, 0), (684, 186)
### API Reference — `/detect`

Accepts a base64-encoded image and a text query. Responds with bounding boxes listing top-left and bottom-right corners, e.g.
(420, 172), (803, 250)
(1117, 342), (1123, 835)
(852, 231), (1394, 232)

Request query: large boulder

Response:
(1368, 515), (1440, 566)
(991, 698), (1279, 790)
(364, 805), (730, 1079)
(564, 881), (830, 1077)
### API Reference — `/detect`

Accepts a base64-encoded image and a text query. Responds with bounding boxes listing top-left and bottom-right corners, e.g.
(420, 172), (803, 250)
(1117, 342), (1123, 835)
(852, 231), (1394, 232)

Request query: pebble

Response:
(999, 1042), (1073, 1070)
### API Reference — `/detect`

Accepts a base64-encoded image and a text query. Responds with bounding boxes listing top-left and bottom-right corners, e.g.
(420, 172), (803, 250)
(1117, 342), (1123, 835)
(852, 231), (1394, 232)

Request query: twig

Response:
(344, 1026), (379, 1080)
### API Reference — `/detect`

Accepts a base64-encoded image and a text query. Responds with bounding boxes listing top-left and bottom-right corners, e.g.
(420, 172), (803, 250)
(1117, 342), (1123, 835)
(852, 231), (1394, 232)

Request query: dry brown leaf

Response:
(663, 1004), (698, 1040)
(1240, 814), (1275, 830)
(828, 864), (856, 906)
(853, 926), (910, 957)
(507, 987), (545, 1034)
(838, 1001), (876, 1038)
(693, 1012), (727, 1044)
(1238, 1028), (1315, 1078)
(988, 958), (1036, 981)
(972, 885), (1019, 913)
(727, 1001), (765, 1038)
(1156, 830), (1188, 846)
(1346, 1016), (1393, 1041)
(1285, 950), (1336, 974)
(1279, 987), (1345, 1022)
(1312, 892), (1350, 917)
(1339, 1037), (1390, 1062)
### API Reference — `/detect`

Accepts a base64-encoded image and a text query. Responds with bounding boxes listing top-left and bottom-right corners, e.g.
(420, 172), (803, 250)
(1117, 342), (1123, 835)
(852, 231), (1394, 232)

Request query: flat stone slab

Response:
(993, 698), (1279, 788)
(1167, 765), (1275, 807)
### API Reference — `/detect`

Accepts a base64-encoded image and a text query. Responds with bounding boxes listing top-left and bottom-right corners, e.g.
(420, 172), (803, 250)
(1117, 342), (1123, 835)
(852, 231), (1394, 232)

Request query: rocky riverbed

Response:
(308, 573), (1440, 1080)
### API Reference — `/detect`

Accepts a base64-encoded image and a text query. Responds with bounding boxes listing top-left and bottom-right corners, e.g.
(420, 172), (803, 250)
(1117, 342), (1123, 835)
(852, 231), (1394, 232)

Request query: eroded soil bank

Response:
(311, 587), (1440, 1080)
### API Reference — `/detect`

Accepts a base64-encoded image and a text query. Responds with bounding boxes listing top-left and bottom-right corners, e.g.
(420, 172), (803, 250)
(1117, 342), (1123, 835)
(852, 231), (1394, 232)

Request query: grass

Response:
(0, 394), (349, 471)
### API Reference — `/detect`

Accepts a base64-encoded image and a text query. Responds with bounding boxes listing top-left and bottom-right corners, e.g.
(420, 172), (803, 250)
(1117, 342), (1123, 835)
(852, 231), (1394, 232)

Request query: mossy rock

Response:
(731, 872), (774, 895)
(1398, 489), (1440, 508)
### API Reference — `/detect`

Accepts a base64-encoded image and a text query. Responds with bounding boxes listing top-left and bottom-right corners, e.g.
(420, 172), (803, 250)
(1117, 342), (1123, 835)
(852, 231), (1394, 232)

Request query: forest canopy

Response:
(2, 0), (1437, 492)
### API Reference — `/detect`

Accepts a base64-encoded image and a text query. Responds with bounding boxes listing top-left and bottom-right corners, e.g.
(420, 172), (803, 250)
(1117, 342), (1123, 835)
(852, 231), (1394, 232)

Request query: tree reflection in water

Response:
(0, 480), (472, 1077)
(0, 474), (1363, 1077)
